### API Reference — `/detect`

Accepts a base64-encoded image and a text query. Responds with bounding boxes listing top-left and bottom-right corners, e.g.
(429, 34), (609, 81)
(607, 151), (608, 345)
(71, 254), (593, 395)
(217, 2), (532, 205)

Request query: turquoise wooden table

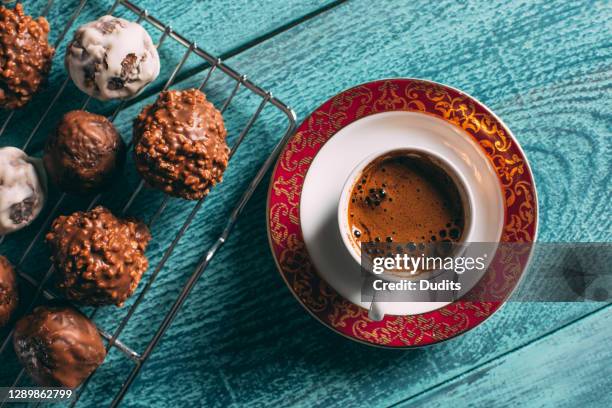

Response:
(0, 0), (610, 406)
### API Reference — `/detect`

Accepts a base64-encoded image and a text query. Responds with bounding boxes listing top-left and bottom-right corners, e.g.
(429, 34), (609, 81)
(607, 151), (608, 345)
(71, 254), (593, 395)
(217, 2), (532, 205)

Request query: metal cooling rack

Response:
(0, 0), (297, 406)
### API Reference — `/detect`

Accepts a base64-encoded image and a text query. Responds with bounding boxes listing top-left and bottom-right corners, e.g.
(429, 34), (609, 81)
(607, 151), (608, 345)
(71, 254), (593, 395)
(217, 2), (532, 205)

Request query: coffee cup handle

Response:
(368, 290), (385, 321)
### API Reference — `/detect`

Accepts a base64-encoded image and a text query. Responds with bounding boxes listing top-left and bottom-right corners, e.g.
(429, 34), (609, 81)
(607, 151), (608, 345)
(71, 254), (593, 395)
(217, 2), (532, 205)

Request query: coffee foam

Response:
(347, 152), (464, 248)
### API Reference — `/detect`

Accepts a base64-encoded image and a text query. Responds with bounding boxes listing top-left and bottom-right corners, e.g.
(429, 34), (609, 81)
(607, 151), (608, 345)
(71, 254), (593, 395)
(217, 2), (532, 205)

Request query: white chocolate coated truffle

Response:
(0, 147), (46, 235)
(65, 16), (160, 101)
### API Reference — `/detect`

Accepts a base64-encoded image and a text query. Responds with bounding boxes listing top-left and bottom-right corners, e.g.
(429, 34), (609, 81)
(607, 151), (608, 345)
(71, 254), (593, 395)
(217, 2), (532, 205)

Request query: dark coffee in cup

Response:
(347, 150), (466, 249)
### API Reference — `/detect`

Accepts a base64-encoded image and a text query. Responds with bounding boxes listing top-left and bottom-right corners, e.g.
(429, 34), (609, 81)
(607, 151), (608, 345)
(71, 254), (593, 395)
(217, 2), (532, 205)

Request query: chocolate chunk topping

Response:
(121, 53), (138, 77)
(99, 18), (122, 34)
(0, 256), (18, 328)
(133, 89), (230, 200)
(0, 3), (55, 109)
(9, 196), (35, 224)
(107, 77), (125, 90)
(45, 206), (150, 306)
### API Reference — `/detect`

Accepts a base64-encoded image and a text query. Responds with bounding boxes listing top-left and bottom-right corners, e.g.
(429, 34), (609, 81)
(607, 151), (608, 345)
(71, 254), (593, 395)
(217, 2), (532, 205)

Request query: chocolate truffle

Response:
(0, 3), (54, 109)
(13, 304), (106, 388)
(44, 110), (126, 194)
(45, 206), (150, 306)
(65, 16), (160, 101)
(0, 255), (18, 328)
(133, 89), (230, 200)
(0, 147), (46, 235)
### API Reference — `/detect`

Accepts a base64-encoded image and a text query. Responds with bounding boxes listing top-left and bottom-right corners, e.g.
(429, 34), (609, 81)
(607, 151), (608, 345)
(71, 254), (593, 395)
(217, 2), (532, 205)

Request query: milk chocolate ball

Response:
(65, 16), (160, 101)
(0, 255), (18, 328)
(0, 3), (54, 109)
(133, 89), (229, 200)
(45, 206), (151, 306)
(13, 304), (106, 388)
(44, 110), (126, 194)
(0, 147), (47, 235)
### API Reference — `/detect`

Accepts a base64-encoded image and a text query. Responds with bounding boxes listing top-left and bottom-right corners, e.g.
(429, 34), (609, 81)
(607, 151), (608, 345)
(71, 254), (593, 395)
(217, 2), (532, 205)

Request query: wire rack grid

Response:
(0, 0), (297, 406)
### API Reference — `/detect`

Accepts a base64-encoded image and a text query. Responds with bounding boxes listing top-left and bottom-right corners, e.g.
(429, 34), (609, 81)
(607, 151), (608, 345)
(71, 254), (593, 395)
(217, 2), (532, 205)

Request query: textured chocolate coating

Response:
(0, 255), (18, 328)
(45, 206), (151, 306)
(0, 147), (47, 235)
(133, 89), (229, 200)
(13, 304), (106, 388)
(44, 110), (126, 194)
(0, 3), (54, 109)
(65, 16), (160, 101)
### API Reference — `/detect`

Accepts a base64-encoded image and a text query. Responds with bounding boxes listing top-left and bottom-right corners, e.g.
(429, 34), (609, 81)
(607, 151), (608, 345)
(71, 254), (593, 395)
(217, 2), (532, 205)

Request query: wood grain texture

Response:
(110, 0), (608, 406)
(393, 306), (612, 408)
(0, 0), (337, 150)
(0, 0), (609, 407)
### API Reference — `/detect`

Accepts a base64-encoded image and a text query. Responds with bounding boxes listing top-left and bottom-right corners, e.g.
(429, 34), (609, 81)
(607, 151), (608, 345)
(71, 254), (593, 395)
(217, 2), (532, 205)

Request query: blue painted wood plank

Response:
(0, 0), (609, 406)
(132, 0), (342, 56)
(0, 0), (342, 404)
(394, 306), (612, 408)
(113, 2), (611, 406)
(109, 0), (608, 406)
(0, 0), (338, 150)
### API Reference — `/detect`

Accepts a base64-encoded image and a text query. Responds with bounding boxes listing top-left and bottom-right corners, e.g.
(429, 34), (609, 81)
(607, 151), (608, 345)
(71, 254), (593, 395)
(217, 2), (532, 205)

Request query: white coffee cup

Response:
(337, 148), (476, 320)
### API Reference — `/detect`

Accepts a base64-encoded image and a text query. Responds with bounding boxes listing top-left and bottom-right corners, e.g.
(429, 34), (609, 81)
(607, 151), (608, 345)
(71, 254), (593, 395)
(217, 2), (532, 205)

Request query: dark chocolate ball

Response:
(0, 3), (54, 109)
(133, 89), (229, 200)
(45, 206), (151, 306)
(13, 304), (106, 388)
(0, 255), (18, 328)
(44, 110), (126, 194)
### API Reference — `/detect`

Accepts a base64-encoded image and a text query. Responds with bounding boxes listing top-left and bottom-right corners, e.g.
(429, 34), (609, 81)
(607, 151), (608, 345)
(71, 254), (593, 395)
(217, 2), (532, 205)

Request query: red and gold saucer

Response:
(267, 79), (538, 347)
